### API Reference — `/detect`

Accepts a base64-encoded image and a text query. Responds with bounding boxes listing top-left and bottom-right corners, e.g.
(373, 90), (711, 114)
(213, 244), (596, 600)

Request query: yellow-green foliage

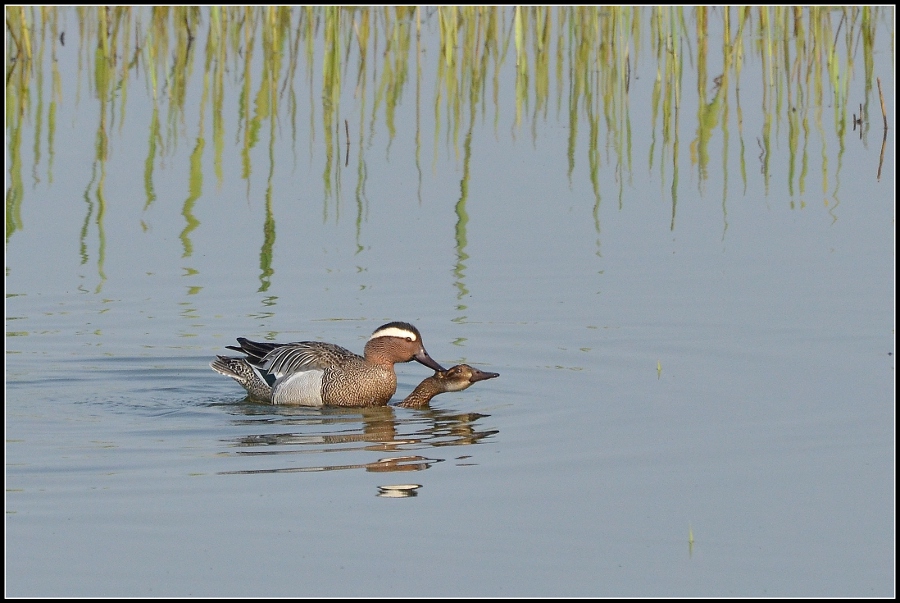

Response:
(5, 6), (891, 242)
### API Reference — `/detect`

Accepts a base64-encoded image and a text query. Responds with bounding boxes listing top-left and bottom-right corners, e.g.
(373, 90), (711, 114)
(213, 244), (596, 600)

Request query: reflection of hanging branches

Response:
(876, 77), (888, 181)
(6, 18), (21, 51)
(183, 12), (195, 56)
(625, 55), (631, 94)
(5, 6), (894, 228)
(877, 77), (889, 131)
(5, 17), (26, 85)
(344, 119), (350, 166)
(756, 137), (766, 174)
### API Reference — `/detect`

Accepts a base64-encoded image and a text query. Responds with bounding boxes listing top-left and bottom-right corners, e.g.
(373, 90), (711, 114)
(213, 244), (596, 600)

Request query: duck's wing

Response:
(226, 338), (362, 376)
(258, 341), (361, 377)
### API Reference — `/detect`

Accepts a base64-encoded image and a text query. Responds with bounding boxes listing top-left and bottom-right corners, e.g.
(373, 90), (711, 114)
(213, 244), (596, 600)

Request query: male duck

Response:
(210, 321), (446, 406)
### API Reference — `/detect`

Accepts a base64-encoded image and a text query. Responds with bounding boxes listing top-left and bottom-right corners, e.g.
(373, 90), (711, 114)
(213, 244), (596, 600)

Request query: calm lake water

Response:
(6, 7), (895, 596)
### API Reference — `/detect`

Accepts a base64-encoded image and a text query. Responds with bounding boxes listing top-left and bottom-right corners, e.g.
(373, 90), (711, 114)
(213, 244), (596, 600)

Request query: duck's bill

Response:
(469, 368), (499, 383)
(414, 350), (447, 372)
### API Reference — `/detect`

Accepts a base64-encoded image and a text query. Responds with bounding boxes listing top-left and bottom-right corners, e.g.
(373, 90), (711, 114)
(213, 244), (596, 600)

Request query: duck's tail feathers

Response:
(210, 355), (273, 402)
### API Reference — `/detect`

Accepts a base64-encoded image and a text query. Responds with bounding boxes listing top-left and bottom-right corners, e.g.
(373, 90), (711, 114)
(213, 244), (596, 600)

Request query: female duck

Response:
(395, 364), (499, 408)
(211, 321), (445, 406)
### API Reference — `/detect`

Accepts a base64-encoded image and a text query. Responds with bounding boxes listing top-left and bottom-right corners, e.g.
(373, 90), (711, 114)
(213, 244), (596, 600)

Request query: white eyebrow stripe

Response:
(370, 326), (417, 341)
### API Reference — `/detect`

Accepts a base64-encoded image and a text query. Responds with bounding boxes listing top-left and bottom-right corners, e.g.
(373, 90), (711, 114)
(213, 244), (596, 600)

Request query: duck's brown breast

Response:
(320, 362), (397, 406)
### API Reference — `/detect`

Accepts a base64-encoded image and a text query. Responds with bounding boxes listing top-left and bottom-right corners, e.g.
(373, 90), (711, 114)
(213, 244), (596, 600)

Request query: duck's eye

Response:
(406, 337), (413, 342)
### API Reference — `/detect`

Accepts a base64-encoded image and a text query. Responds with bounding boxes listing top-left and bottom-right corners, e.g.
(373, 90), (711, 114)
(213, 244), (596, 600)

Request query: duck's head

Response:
(432, 364), (500, 393)
(366, 321), (446, 371)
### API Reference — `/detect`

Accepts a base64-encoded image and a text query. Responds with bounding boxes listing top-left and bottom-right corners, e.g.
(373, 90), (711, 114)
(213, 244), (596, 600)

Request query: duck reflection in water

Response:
(221, 404), (499, 475)
(219, 365), (500, 477)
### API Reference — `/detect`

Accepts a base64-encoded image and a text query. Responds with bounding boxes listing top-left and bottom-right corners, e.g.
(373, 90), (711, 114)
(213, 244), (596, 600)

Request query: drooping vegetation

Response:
(6, 6), (892, 244)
